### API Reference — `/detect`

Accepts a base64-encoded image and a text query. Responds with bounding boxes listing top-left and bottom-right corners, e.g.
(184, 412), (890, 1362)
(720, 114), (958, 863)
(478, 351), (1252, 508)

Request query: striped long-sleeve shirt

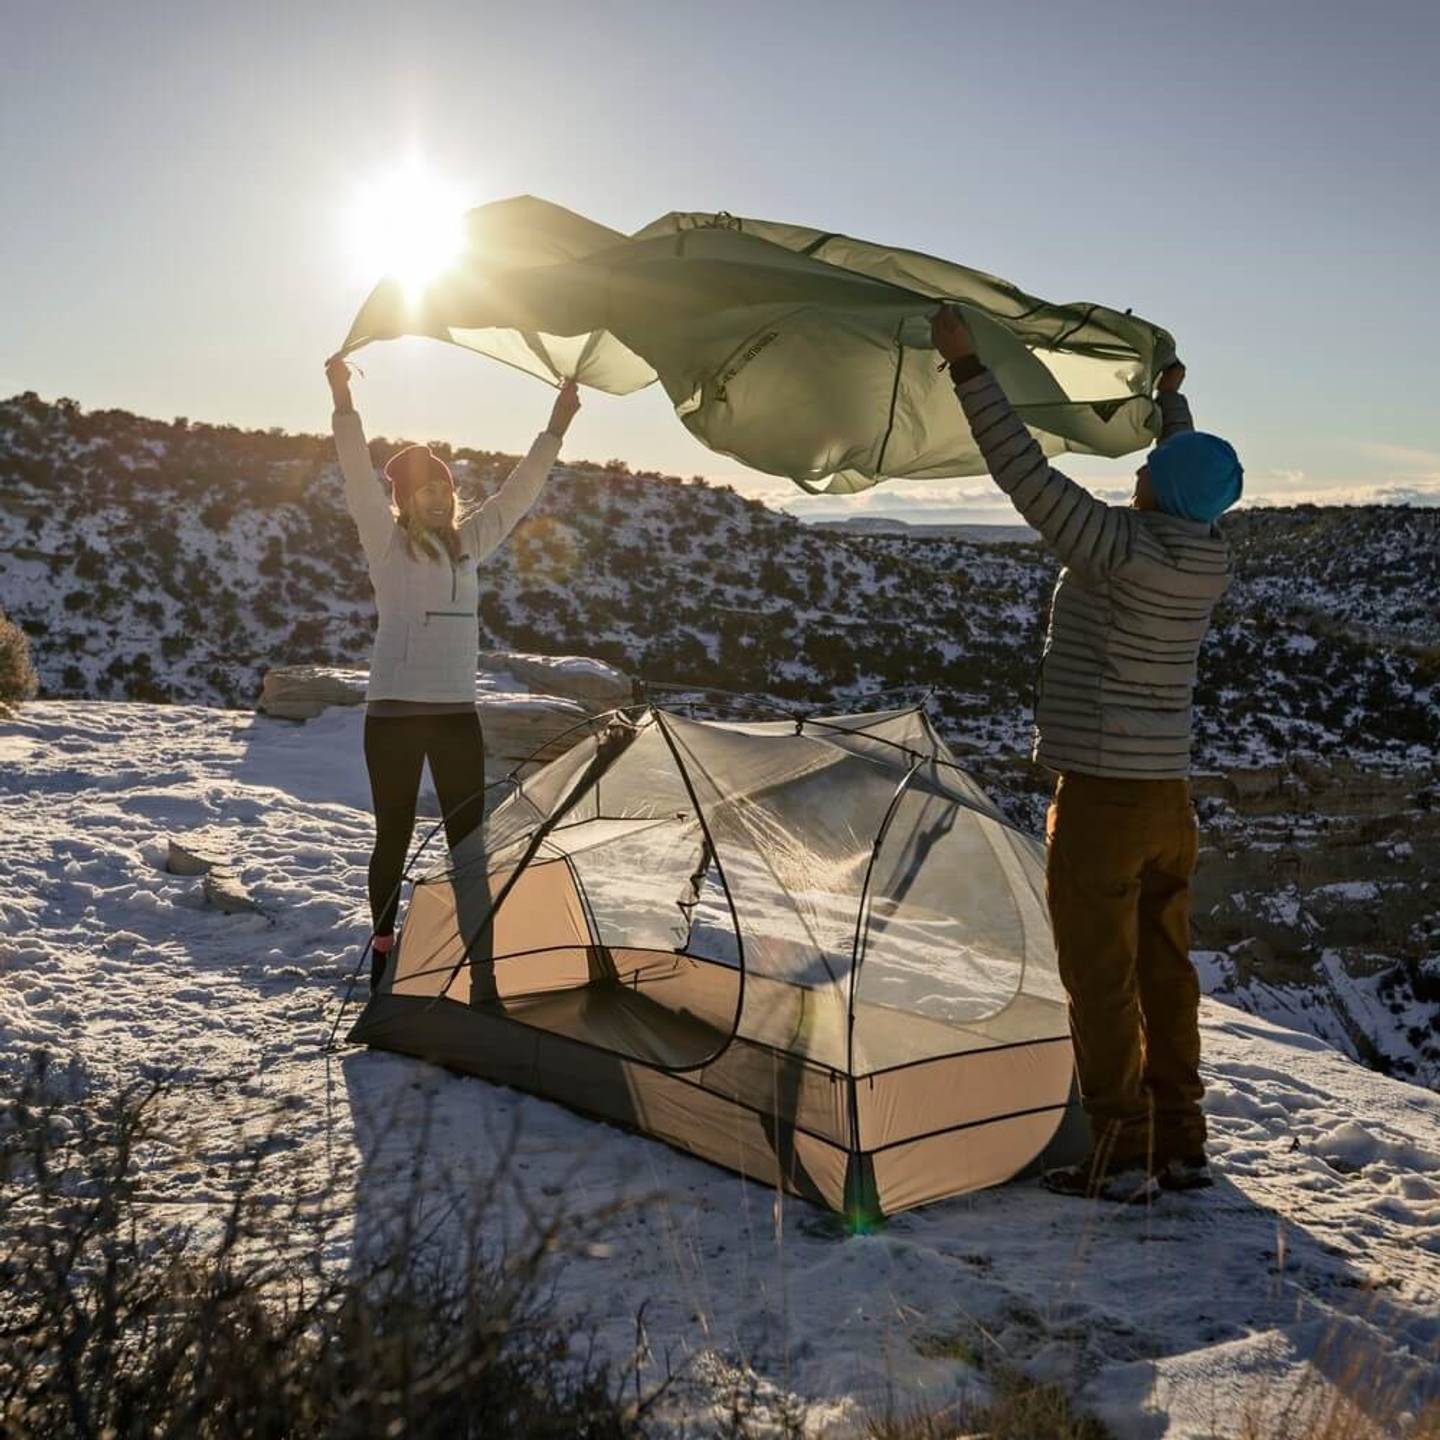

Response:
(952, 367), (1231, 780)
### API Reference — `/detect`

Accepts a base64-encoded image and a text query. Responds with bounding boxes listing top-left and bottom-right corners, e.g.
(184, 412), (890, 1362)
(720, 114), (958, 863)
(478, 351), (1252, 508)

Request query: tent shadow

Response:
(331, 1028), (657, 1277)
(332, 1045), (509, 1277)
(329, 1040), (1437, 1434)
(988, 1169), (1440, 1437)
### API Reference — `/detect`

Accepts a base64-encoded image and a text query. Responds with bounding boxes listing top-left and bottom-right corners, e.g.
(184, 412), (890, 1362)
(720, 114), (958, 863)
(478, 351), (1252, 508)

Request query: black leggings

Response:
(363, 711), (487, 937)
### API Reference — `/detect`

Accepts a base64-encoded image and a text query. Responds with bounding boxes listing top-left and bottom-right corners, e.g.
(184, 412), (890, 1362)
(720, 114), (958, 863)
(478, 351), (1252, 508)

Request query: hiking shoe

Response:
(1156, 1153), (1214, 1192)
(369, 934), (398, 990)
(1041, 1159), (1160, 1205)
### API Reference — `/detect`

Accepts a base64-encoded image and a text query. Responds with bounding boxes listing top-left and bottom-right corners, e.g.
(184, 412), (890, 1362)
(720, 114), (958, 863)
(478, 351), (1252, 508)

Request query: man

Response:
(931, 305), (1243, 1203)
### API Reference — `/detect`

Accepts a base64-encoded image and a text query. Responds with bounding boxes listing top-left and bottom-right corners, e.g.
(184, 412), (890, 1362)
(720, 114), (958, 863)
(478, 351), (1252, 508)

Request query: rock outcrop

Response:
(256, 655), (629, 767)
(1193, 758), (1440, 1088)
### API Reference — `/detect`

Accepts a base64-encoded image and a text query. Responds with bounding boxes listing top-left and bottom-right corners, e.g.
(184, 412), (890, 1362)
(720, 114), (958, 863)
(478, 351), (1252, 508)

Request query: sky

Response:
(3, 0), (1438, 524)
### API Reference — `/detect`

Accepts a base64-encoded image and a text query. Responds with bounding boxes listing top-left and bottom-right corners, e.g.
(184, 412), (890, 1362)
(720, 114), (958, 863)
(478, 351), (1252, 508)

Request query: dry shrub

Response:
(0, 606), (39, 712)
(868, 1366), (1112, 1440)
(0, 1056), (647, 1439)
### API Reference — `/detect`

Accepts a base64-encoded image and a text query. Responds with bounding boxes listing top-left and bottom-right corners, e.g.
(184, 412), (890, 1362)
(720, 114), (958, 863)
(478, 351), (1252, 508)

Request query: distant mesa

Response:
(812, 516), (1040, 544)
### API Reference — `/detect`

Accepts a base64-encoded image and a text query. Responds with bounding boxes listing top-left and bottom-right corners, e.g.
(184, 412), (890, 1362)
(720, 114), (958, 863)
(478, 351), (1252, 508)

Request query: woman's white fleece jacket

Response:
(332, 410), (561, 702)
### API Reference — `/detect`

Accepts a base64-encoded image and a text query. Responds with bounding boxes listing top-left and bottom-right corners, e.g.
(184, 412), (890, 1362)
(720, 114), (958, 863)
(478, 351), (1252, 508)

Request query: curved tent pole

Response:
(377, 702), (630, 912)
(431, 701), (653, 829)
(410, 700), (641, 973)
(491, 703), (642, 807)
(844, 757), (922, 1153)
(431, 715), (643, 1006)
(640, 679), (935, 722)
(661, 713), (846, 993)
(638, 680), (807, 721)
(333, 699), (681, 1040)
(651, 710), (749, 1073)
(799, 707), (949, 770)
(798, 708), (1003, 814)
(797, 697), (928, 744)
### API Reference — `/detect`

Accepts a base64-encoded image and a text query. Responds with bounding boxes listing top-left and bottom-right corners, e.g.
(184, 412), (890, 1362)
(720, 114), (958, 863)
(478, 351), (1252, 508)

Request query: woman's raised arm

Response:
(465, 381), (581, 562)
(326, 356), (395, 563)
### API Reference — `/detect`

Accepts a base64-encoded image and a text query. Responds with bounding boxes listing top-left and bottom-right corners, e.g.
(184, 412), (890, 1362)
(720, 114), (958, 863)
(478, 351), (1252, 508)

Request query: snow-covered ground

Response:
(2, 700), (1438, 1437)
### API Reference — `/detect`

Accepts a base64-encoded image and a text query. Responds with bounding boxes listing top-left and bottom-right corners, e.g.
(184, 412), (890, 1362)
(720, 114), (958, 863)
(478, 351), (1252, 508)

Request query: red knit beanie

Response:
(383, 445), (454, 508)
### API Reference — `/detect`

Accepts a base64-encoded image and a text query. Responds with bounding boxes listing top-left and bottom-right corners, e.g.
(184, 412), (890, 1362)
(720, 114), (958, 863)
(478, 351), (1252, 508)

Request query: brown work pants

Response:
(1045, 771), (1205, 1168)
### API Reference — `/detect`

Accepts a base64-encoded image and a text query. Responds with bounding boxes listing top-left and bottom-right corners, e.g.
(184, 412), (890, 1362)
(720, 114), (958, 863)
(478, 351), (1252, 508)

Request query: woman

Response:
(325, 355), (581, 985)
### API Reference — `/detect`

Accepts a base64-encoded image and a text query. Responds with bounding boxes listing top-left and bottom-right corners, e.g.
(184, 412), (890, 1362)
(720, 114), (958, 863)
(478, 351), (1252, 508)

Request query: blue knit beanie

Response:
(1147, 432), (1244, 523)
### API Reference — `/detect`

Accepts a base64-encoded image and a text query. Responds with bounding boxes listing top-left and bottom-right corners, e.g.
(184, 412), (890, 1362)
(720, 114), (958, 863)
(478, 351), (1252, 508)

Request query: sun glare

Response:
(347, 158), (469, 297)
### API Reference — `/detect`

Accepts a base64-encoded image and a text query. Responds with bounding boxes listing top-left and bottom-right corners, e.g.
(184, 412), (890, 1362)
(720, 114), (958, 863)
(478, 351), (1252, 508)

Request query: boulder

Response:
(258, 654), (632, 722)
(478, 650), (632, 709)
(479, 693), (601, 766)
(259, 666), (367, 720)
(166, 838), (227, 876)
(256, 664), (604, 769)
(203, 869), (263, 916)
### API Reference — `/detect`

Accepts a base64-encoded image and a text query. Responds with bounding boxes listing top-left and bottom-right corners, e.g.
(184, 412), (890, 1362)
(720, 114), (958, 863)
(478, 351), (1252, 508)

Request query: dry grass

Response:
(868, 1364), (1113, 1438)
(1234, 1348), (1440, 1440)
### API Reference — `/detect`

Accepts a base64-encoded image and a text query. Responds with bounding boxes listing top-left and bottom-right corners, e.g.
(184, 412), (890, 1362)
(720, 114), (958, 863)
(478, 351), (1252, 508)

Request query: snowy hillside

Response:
(3, 390), (1437, 1093)
(2, 701), (1437, 1437)
(1, 391), (1436, 768)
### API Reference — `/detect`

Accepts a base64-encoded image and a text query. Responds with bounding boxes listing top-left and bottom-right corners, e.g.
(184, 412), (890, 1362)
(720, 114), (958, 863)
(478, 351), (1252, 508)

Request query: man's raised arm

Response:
(1155, 360), (1194, 442)
(931, 305), (1133, 580)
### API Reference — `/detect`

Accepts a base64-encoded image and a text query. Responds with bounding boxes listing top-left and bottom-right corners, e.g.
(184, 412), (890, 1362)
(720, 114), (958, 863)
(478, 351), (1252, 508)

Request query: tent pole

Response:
(843, 757), (922, 1223)
(653, 712), (748, 1070)
(431, 716), (640, 1005)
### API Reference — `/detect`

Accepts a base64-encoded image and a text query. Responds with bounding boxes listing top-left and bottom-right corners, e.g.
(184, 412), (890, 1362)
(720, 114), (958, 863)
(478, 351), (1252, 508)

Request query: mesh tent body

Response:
(337, 196), (1177, 495)
(349, 707), (1080, 1218)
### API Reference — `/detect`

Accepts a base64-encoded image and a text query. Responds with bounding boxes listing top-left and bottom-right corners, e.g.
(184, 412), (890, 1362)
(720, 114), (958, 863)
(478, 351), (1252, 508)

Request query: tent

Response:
(336, 196), (1176, 495)
(349, 705), (1081, 1220)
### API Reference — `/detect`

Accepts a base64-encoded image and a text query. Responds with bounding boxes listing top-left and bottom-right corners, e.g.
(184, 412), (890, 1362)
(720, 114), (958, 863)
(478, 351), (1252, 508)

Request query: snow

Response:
(2, 699), (1439, 1437)
(1315, 880), (1382, 903)
(516, 652), (626, 681)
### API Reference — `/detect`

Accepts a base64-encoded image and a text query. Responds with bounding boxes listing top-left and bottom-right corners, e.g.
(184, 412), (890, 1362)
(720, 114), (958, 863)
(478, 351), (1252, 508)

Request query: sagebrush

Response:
(0, 605), (38, 711)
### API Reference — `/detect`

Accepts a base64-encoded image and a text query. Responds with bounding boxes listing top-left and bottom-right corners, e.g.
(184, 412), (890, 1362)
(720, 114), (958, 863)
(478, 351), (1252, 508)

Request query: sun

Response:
(346, 157), (469, 298)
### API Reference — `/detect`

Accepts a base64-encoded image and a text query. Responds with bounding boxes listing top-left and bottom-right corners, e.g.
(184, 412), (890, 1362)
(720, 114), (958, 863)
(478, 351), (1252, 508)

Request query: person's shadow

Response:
(1055, 1165), (1440, 1438)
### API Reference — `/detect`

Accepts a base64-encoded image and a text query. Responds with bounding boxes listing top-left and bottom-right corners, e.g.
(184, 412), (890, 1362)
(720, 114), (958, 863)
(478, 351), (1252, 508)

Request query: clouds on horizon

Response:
(717, 467), (1440, 522)
(1247, 481), (1440, 509)
(1242, 448), (1440, 509)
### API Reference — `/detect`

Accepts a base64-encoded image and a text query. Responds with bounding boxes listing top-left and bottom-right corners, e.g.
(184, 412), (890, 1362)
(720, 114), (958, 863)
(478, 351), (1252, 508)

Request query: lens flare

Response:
(346, 157), (468, 299)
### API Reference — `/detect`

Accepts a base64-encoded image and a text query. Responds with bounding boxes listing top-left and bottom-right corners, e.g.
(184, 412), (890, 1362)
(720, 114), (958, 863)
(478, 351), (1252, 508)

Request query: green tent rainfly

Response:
(337, 196), (1178, 495)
